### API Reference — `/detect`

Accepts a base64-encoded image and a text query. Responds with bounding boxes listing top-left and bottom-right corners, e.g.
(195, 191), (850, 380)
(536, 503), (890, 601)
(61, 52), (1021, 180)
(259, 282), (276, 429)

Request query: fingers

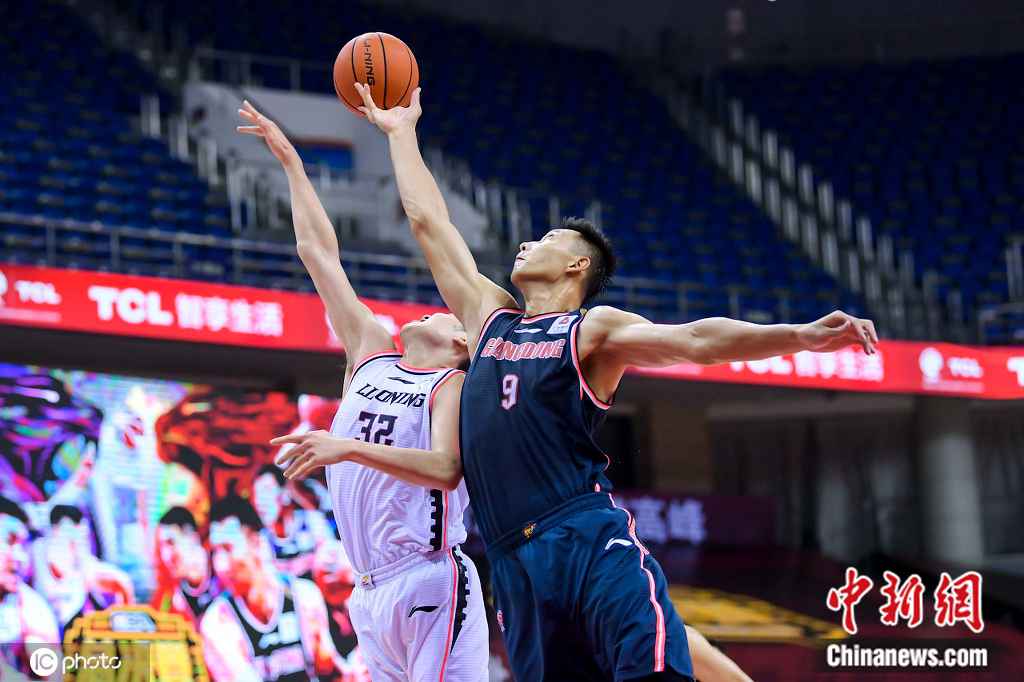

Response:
(288, 458), (323, 481)
(236, 125), (264, 136)
(271, 433), (306, 446)
(864, 319), (880, 344)
(283, 449), (314, 479)
(275, 443), (306, 467)
(353, 82), (379, 112)
(410, 87), (422, 109)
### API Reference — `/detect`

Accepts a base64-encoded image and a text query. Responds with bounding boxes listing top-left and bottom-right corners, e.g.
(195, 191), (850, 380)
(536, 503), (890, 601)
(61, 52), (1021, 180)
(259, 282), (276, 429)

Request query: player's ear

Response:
(567, 254), (591, 276)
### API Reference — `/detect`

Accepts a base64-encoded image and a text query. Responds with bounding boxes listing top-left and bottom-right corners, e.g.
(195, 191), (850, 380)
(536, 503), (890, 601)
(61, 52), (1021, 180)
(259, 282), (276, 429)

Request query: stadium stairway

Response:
(718, 59), (1024, 343)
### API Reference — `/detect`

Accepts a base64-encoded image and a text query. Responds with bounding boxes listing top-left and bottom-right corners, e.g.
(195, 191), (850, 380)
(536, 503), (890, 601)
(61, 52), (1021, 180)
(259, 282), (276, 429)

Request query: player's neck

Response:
(401, 345), (448, 371)
(520, 280), (582, 318)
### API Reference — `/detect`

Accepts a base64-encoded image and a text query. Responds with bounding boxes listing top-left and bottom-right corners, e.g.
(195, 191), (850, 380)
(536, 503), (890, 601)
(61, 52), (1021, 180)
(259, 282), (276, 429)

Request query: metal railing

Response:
(0, 214), (822, 322)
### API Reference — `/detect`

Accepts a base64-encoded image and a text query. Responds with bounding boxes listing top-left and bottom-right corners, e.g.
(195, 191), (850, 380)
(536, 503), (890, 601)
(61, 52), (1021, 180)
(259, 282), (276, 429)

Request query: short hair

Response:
(255, 464), (287, 487)
(50, 504), (84, 527)
(209, 495), (264, 533)
(0, 496), (28, 526)
(158, 506), (198, 532)
(559, 216), (616, 302)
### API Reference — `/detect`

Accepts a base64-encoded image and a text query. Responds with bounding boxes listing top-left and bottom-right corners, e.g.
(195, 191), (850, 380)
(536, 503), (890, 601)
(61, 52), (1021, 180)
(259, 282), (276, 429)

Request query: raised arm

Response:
(272, 373), (465, 491)
(237, 101), (394, 368)
(353, 84), (516, 345)
(579, 306), (879, 399)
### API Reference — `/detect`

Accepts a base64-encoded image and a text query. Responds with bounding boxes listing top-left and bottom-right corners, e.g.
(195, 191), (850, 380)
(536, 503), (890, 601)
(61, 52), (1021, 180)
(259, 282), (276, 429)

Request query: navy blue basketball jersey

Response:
(460, 308), (614, 547)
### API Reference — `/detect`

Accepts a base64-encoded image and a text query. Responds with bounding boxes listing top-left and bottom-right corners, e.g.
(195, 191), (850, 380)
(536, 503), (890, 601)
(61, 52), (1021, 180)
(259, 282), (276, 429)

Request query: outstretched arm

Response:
(579, 307), (878, 399)
(686, 626), (754, 682)
(237, 101), (394, 369)
(353, 84), (516, 347)
(272, 374), (465, 491)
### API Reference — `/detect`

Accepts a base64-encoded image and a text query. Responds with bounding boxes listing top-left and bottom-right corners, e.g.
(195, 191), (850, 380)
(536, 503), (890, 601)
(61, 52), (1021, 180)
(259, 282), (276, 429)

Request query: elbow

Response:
(439, 460), (463, 491)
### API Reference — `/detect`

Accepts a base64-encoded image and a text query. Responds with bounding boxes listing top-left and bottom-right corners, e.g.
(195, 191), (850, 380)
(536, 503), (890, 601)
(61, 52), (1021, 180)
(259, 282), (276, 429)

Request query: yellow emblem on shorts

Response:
(523, 523), (536, 539)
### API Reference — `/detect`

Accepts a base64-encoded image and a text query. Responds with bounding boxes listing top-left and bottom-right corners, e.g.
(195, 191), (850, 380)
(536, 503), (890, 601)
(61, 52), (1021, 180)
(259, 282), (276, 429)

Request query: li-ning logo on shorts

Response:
(522, 523), (537, 539)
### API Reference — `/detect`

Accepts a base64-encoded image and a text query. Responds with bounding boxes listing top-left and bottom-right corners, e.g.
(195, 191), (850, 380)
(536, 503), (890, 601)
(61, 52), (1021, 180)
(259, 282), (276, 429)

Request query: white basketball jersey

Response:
(327, 352), (469, 574)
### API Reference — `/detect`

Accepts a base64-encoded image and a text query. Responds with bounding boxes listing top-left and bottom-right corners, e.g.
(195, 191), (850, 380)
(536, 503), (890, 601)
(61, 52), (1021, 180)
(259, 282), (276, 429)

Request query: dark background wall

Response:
(379, 0), (1024, 68)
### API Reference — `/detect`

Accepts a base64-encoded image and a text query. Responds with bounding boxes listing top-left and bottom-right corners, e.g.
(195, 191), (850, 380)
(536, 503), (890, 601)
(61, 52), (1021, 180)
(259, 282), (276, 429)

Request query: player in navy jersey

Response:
(356, 84), (878, 682)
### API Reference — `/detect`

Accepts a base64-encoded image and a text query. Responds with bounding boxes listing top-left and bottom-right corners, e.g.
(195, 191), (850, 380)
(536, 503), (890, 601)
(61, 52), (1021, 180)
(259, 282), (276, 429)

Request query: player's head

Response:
(0, 496), (29, 592)
(208, 495), (269, 594)
(511, 216), (616, 307)
(156, 506), (208, 584)
(48, 504), (89, 564)
(400, 312), (470, 369)
(253, 464), (290, 528)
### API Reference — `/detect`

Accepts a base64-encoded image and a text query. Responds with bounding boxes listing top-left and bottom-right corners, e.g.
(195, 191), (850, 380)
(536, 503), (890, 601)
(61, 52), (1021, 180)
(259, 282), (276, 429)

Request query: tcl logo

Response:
(919, 347), (983, 381)
(88, 285), (173, 326)
(0, 271), (62, 305)
(948, 356), (983, 379)
(14, 280), (62, 305)
(1009, 358), (1024, 387)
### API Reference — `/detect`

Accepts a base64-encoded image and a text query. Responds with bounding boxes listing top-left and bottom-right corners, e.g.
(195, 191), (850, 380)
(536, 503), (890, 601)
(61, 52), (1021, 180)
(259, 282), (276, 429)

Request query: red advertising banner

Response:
(2, 264), (1023, 399)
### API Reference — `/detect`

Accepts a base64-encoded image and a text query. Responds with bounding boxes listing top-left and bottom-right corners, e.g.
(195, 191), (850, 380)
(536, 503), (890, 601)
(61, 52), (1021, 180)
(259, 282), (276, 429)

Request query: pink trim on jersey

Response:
(350, 350), (402, 378)
(477, 307), (521, 348)
(439, 548), (459, 681)
(569, 320), (612, 410)
(520, 310), (573, 323)
(608, 494), (666, 672)
(429, 369), (465, 411)
(397, 360), (446, 373)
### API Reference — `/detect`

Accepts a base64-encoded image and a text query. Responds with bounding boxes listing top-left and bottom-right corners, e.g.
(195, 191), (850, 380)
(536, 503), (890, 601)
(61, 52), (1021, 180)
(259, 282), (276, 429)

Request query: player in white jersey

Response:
(238, 101), (488, 682)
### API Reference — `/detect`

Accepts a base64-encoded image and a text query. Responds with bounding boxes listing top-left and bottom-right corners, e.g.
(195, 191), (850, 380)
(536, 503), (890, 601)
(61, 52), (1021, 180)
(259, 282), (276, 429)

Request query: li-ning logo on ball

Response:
(362, 39), (376, 85)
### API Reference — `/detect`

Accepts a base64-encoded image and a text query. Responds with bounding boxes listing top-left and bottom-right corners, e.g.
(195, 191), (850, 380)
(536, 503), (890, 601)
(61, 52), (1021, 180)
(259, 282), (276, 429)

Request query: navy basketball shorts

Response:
(487, 499), (694, 681)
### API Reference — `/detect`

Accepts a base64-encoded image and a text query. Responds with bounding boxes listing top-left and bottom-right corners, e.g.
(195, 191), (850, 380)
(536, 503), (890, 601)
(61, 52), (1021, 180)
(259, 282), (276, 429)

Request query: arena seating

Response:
(113, 0), (865, 322)
(0, 0), (864, 324)
(0, 1), (232, 281)
(721, 58), (1024, 341)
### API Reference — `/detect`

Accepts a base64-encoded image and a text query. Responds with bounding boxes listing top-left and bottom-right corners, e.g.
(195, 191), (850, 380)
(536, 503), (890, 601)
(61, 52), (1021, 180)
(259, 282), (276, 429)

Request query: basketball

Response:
(334, 32), (419, 116)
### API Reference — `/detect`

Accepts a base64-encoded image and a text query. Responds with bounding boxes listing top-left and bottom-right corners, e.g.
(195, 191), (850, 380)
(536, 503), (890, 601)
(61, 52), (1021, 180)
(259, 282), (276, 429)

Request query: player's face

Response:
(157, 524), (207, 583)
(0, 513), (29, 592)
(209, 518), (260, 594)
(511, 229), (588, 288)
(48, 518), (88, 569)
(253, 474), (286, 527)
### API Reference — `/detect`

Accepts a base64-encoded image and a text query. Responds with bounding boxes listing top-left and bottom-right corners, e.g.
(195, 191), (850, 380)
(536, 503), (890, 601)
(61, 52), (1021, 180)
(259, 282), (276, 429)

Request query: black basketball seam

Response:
(350, 36), (358, 87)
(396, 43), (414, 107)
(377, 33), (389, 107)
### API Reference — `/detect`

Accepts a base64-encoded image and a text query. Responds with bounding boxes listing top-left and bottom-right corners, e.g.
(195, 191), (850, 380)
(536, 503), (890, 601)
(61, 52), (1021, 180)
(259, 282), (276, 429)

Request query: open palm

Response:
(236, 99), (301, 168)
(354, 82), (422, 135)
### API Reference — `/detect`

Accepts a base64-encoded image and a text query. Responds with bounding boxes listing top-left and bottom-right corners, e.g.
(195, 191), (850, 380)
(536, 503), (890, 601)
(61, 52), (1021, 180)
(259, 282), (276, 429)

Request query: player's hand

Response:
(271, 430), (354, 480)
(236, 100), (302, 170)
(354, 83), (422, 135)
(797, 310), (879, 355)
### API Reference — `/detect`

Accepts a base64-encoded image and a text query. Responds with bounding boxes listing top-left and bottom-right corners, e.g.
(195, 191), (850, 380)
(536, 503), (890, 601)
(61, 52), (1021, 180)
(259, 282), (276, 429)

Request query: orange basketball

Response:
(334, 32), (419, 116)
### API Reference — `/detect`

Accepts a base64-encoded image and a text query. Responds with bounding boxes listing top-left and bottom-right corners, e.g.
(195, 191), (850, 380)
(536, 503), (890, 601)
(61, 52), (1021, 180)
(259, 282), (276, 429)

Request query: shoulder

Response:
(581, 306), (649, 336)
(199, 595), (237, 636)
